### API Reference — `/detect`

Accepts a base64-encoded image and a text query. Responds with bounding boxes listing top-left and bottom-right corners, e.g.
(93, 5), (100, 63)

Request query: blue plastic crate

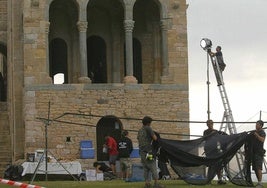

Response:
(80, 140), (93, 148)
(126, 163), (144, 182)
(80, 148), (95, 159)
(130, 148), (140, 158)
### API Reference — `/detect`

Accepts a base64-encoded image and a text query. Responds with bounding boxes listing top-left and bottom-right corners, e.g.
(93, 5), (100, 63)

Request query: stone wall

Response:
(0, 0), (7, 41)
(24, 84), (189, 160)
(1, 0), (190, 169)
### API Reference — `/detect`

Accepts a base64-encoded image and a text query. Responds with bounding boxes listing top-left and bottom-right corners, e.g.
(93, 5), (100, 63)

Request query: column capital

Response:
(124, 20), (135, 32)
(124, 0), (135, 7)
(160, 19), (168, 31)
(77, 21), (88, 32)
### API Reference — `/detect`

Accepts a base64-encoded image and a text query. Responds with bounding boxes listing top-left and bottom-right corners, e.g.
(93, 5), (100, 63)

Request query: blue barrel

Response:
(80, 140), (93, 148)
(80, 140), (94, 159)
(80, 148), (95, 159)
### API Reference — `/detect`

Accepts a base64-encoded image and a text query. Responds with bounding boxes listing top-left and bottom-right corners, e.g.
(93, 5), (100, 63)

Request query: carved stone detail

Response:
(124, 20), (135, 32)
(77, 21), (88, 32)
(160, 20), (168, 31)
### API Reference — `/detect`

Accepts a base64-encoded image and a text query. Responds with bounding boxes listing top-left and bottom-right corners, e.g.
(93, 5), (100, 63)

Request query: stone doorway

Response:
(96, 115), (122, 161)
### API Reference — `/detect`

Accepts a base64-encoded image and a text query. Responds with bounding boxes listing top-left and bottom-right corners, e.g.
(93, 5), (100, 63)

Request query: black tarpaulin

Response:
(157, 131), (254, 186)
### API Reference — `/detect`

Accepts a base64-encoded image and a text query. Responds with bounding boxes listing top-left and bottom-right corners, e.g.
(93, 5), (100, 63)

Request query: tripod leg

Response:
(30, 150), (45, 184)
(48, 150), (79, 181)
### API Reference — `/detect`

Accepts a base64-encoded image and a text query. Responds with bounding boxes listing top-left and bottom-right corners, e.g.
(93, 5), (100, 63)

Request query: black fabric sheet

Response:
(157, 132), (254, 186)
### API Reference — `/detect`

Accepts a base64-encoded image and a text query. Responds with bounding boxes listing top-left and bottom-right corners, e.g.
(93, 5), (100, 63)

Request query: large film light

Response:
(200, 38), (212, 50)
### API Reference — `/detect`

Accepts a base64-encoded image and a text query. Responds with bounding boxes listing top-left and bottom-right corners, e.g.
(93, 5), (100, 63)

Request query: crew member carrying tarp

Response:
(156, 131), (254, 186)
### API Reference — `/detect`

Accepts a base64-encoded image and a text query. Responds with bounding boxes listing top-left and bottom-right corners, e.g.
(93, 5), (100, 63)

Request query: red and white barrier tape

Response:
(0, 178), (45, 188)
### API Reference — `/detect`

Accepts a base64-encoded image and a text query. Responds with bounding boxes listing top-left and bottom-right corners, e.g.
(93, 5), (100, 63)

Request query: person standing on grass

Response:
(251, 120), (266, 188)
(137, 116), (165, 188)
(118, 130), (133, 181)
(104, 135), (119, 176)
(203, 119), (226, 185)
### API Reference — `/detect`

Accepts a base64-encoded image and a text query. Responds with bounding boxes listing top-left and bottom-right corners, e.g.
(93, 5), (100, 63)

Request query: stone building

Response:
(0, 0), (189, 173)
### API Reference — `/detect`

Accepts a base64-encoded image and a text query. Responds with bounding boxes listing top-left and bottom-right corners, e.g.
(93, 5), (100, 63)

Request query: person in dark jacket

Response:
(209, 46), (226, 72)
(93, 161), (112, 173)
(203, 119), (226, 185)
(118, 130), (133, 180)
(93, 161), (116, 180)
(251, 120), (266, 188)
(208, 46), (226, 86)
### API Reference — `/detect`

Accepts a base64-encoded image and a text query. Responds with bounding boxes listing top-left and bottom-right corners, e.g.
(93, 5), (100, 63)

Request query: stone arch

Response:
(45, 0), (79, 21)
(87, 0), (124, 83)
(0, 43), (7, 101)
(87, 36), (107, 83)
(156, 0), (168, 19)
(133, 0), (162, 83)
(96, 115), (123, 161)
(49, 38), (68, 83)
(49, 0), (79, 83)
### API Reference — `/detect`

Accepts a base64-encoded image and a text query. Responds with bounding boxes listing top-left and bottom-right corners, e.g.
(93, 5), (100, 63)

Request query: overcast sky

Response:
(186, 0), (267, 135)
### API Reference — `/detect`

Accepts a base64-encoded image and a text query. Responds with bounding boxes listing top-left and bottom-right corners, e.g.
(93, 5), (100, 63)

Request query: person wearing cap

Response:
(137, 116), (165, 188)
(252, 120), (266, 188)
(117, 130), (133, 181)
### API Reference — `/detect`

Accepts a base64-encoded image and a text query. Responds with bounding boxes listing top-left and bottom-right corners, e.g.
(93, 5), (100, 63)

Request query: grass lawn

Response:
(0, 180), (261, 188)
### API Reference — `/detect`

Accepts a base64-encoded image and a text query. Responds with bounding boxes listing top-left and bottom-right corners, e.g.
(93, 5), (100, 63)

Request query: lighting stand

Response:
(30, 101), (79, 184)
(206, 50), (211, 120)
(200, 38), (213, 120)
